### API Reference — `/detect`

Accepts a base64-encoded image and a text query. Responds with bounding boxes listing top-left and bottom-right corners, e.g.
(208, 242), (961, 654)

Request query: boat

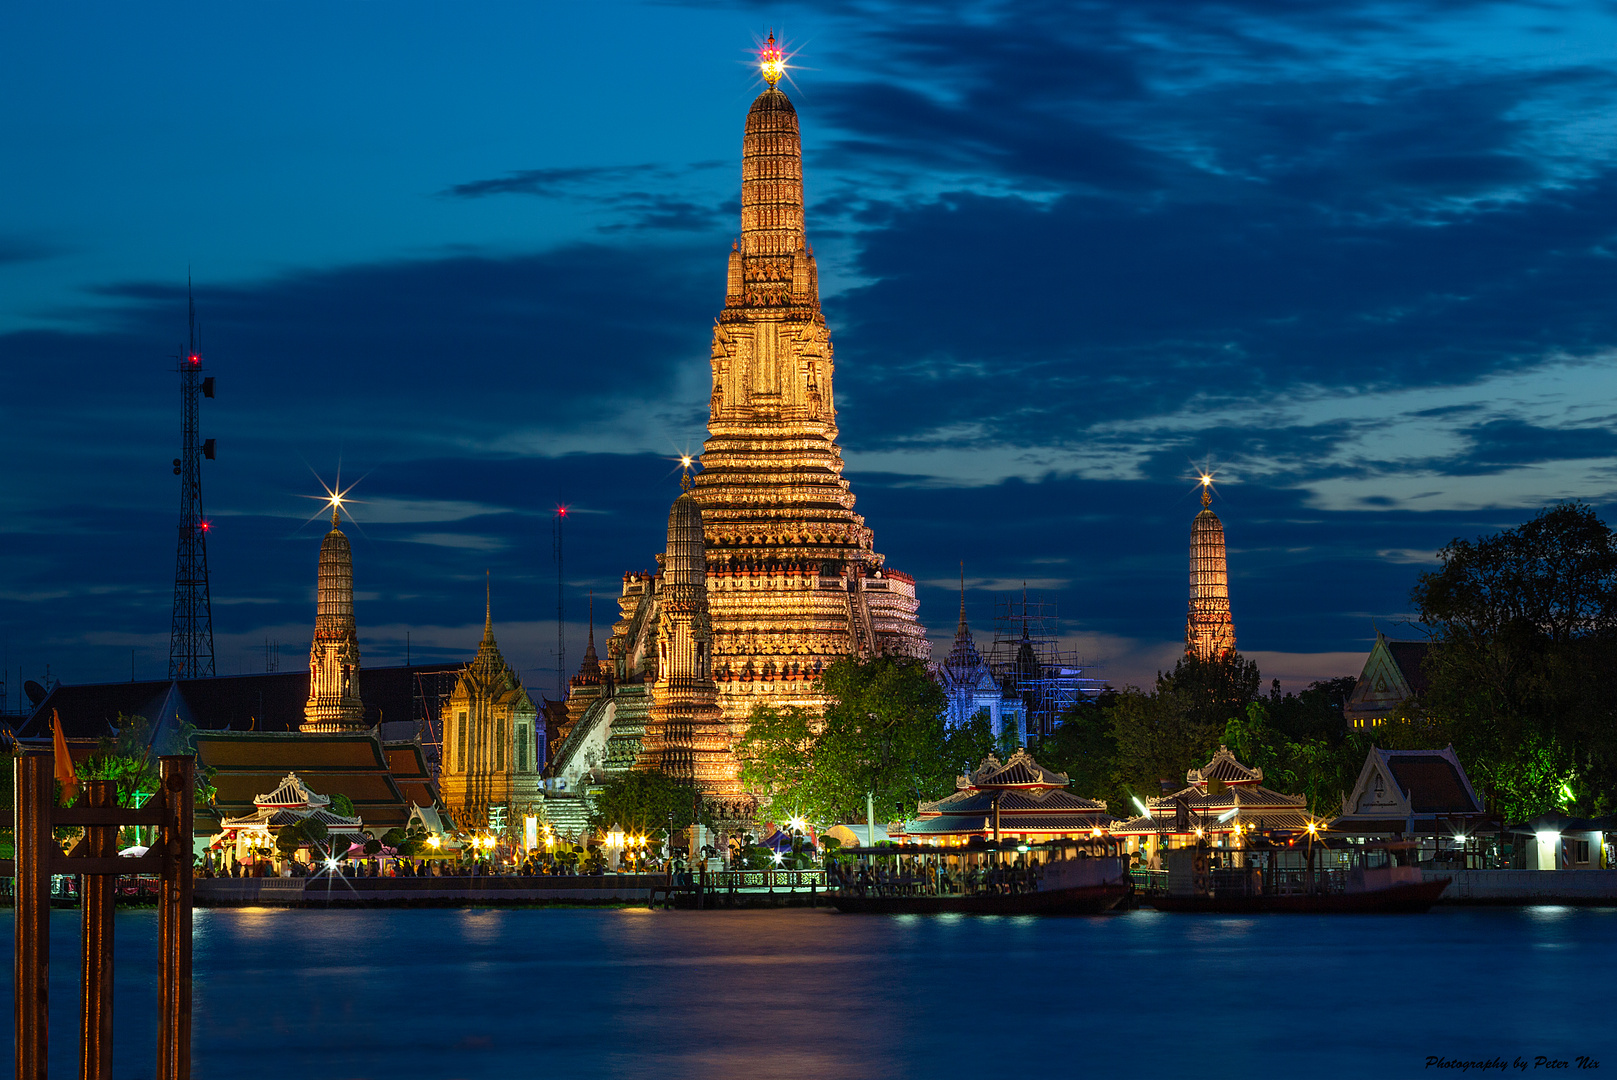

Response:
(1146, 837), (1450, 914)
(829, 842), (1131, 916)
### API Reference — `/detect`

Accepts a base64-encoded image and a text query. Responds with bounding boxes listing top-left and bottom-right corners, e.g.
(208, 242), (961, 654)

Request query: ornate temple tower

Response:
(302, 507), (365, 733)
(637, 480), (750, 818)
(694, 39), (930, 729)
(1186, 482), (1237, 661)
(438, 587), (541, 831)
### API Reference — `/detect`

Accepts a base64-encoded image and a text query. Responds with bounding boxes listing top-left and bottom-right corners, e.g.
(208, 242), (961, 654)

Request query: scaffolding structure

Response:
(987, 591), (1104, 744)
(412, 669), (456, 780)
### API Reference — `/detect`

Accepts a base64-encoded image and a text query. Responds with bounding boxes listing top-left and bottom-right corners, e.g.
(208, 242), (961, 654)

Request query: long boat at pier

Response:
(1145, 838), (1450, 914)
(828, 842), (1131, 916)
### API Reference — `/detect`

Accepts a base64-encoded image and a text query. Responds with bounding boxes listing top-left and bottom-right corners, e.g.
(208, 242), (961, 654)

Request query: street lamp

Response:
(606, 823), (625, 872)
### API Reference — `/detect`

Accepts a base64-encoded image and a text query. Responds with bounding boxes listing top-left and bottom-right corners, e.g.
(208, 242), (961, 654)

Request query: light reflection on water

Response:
(2, 906), (1613, 1079)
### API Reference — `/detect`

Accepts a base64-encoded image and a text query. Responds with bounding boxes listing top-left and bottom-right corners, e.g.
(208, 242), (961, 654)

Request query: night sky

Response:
(4, 1), (1615, 701)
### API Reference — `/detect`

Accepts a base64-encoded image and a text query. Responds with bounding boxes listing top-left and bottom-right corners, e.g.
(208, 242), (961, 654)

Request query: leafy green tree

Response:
(1413, 501), (1617, 817)
(736, 656), (972, 827)
(328, 793), (356, 818)
(735, 704), (820, 823)
(1040, 692), (1121, 806)
(587, 769), (710, 839)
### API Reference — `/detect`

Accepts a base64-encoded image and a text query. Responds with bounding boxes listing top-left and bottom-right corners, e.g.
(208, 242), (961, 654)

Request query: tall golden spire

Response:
(1187, 478), (1236, 662)
(303, 501), (365, 732)
(689, 51), (930, 734)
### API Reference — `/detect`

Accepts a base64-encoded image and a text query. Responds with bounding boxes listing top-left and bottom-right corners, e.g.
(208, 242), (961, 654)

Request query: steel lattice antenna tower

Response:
(168, 283), (216, 678)
(553, 504), (568, 699)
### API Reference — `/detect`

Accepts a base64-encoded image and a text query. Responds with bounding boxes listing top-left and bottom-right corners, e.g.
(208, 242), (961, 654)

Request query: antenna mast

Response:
(553, 505), (568, 699)
(168, 282), (217, 678)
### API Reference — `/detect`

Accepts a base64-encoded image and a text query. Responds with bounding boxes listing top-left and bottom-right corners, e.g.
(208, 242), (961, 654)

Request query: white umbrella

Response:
(118, 845), (149, 857)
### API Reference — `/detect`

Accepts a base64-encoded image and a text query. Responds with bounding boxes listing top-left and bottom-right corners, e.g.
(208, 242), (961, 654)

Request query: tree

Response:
(1040, 691), (1121, 807)
(587, 769), (710, 839)
(736, 656), (971, 826)
(1412, 502), (1617, 818)
(735, 704), (820, 823)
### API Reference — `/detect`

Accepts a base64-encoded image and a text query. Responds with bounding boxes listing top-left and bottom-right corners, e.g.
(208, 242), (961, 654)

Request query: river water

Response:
(4, 905), (1613, 1079)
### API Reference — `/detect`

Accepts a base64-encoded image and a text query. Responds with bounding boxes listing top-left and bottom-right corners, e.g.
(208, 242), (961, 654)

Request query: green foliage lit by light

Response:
(737, 656), (992, 827)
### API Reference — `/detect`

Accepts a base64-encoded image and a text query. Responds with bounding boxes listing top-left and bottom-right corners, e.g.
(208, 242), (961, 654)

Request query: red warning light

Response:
(200, 521), (211, 532)
(189, 354), (200, 365)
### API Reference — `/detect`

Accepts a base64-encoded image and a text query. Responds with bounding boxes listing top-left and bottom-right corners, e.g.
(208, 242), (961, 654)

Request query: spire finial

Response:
(482, 570), (495, 645)
(331, 504), (340, 528)
(1199, 471), (1214, 508)
(680, 453), (695, 492)
(957, 561), (969, 634)
(760, 30), (785, 88)
(587, 589), (596, 647)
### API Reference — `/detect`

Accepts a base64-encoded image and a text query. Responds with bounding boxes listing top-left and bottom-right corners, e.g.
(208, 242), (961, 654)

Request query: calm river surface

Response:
(4, 905), (1613, 1079)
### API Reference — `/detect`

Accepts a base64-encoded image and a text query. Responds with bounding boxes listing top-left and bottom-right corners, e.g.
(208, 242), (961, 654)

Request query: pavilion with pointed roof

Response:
(937, 567), (1008, 737)
(1110, 746), (1313, 854)
(215, 771), (367, 865)
(897, 749), (1111, 845)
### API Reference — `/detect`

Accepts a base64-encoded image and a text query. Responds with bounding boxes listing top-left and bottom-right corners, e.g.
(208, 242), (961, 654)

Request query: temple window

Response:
(457, 712), (467, 773)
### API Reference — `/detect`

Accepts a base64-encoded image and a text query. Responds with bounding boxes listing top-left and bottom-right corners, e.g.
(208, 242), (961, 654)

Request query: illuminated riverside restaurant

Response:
(1110, 746), (1313, 860)
(895, 750), (1113, 844)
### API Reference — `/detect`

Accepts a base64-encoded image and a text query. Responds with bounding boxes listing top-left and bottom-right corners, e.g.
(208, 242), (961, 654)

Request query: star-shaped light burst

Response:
(302, 468), (364, 529)
(1191, 466), (1222, 508)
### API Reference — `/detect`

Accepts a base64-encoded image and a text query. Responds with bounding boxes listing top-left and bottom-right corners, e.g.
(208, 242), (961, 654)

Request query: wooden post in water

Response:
(15, 754), (53, 1080)
(10, 751), (193, 1080)
(80, 780), (119, 1080)
(156, 756), (193, 1080)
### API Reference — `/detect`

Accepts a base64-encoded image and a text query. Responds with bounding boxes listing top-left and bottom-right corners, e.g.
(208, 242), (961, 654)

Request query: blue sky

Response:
(3, 0), (1616, 699)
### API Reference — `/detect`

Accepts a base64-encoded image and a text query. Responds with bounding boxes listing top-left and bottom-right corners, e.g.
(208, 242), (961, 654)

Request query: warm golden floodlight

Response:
(759, 31), (785, 87)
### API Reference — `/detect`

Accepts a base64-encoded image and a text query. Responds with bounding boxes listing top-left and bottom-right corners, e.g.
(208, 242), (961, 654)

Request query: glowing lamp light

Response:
(1193, 826), (1204, 839)
(771, 849), (784, 866)
(427, 835), (441, 849)
(1133, 796), (1151, 819)
(759, 32), (785, 87)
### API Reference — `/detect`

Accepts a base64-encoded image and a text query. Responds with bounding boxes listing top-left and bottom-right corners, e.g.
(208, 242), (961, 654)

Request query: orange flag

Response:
(52, 709), (79, 805)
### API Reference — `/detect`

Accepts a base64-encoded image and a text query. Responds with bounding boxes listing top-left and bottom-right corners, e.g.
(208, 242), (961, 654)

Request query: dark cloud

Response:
(441, 164), (667, 199)
(828, 170), (1617, 453)
(0, 236), (61, 265)
(1460, 420), (1617, 471)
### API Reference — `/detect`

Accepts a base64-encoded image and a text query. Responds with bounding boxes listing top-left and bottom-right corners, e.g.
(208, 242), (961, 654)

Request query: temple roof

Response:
(969, 749), (1070, 790)
(1110, 746), (1307, 835)
(254, 772), (328, 809)
(196, 732), (438, 832)
(1187, 745), (1263, 786)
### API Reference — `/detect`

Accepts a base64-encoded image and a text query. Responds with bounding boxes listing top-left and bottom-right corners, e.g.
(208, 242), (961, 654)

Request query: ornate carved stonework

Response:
(695, 85), (930, 731)
(637, 483), (753, 820)
(302, 508), (366, 733)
